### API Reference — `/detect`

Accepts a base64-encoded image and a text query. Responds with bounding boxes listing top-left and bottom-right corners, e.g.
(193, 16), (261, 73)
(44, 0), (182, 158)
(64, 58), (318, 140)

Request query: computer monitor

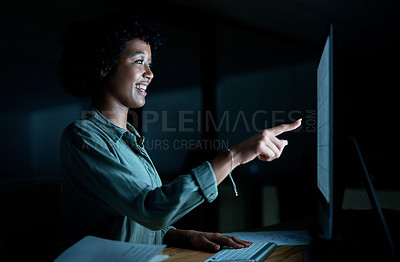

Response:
(315, 24), (396, 260)
(316, 23), (335, 240)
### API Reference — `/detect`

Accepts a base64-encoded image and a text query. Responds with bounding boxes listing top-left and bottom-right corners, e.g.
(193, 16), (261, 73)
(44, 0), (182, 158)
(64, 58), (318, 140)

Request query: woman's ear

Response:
(100, 69), (108, 79)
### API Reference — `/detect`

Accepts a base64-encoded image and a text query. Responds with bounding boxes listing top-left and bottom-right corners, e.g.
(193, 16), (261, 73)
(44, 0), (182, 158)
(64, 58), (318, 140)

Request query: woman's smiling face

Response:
(105, 38), (154, 109)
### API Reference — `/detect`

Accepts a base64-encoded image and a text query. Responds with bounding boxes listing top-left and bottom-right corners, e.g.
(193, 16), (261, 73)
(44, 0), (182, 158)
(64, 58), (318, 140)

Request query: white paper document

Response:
(54, 236), (166, 262)
(225, 230), (311, 246)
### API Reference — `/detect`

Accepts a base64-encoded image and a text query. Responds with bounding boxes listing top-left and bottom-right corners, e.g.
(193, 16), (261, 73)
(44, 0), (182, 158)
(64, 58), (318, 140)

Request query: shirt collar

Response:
(84, 107), (143, 146)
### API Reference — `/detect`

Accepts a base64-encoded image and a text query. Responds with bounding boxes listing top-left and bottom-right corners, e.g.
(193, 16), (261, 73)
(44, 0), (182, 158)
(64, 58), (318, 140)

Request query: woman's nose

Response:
(144, 64), (154, 80)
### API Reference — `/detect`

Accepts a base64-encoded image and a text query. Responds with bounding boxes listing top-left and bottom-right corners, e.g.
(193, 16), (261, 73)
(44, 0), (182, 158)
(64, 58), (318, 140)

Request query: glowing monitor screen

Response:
(317, 35), (332, 204)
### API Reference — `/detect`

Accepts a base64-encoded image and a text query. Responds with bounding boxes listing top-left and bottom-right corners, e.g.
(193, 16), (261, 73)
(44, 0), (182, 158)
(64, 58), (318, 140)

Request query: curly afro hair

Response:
(58, 13), (163, 97)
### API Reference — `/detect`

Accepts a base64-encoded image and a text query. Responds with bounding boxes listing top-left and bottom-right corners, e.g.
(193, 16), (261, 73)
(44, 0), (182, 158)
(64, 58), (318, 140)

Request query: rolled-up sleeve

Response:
(191, 162), (218, 203)
(61, 123), (219, 231)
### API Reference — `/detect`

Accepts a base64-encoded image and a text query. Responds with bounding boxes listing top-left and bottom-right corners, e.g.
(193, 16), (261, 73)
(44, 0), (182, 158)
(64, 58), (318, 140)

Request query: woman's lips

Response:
(135, 84), (147, 96)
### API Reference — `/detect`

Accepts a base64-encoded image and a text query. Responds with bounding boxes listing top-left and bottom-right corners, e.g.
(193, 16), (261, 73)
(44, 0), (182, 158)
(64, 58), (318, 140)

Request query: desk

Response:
(161, 217), (315, 262)
(161, 245), (309, 262)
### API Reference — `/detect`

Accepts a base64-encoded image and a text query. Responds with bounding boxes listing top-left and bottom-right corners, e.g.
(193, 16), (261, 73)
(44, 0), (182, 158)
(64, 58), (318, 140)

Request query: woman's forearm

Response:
(210, 147), (240, 185)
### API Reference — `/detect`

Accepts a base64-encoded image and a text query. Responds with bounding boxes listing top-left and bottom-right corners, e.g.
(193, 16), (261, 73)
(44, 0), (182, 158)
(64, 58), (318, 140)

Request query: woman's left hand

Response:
(188, 230), (252, 251)
(164, 229), (252, 251)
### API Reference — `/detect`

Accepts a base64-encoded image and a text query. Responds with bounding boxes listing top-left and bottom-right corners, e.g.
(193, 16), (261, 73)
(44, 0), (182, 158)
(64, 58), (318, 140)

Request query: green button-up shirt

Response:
(60, 108), (218, 247)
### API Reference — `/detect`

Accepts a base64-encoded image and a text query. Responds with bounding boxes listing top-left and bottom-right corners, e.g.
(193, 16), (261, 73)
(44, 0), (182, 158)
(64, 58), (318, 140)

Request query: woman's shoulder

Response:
(63, 119), (97, 136)
(61, 119), (108, 147)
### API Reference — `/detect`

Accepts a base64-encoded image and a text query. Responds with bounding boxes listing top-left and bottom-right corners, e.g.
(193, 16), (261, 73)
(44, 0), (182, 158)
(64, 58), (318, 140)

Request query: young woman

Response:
(58, 14), (301, 251)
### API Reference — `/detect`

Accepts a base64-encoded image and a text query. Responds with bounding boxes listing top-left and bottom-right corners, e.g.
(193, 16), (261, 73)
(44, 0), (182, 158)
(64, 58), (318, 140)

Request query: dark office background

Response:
(1, 0), (399, 260)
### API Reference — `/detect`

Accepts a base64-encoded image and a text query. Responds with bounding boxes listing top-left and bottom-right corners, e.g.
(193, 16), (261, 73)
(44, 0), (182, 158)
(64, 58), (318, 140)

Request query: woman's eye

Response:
(134, 60), (144, 64)
(133, 59), (151, 68)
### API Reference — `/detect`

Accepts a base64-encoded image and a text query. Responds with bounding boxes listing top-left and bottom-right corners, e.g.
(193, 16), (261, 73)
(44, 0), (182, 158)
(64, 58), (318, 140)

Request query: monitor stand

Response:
(308, 136), (397, 262)
(349, 136), (395, 261)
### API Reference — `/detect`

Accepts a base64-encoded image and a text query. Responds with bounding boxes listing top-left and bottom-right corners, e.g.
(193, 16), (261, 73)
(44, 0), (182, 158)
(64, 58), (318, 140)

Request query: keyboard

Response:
(204, 242), (277, 262)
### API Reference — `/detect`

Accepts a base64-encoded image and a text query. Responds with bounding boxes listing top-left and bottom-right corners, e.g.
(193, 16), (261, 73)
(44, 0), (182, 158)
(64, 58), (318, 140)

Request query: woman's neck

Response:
(91, 95), (130, 130)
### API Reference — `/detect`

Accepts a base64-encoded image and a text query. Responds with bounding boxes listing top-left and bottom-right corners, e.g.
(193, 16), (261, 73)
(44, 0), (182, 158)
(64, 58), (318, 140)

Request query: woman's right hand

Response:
(231, 119), (302, 167)
(211, 119), (301, 184)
